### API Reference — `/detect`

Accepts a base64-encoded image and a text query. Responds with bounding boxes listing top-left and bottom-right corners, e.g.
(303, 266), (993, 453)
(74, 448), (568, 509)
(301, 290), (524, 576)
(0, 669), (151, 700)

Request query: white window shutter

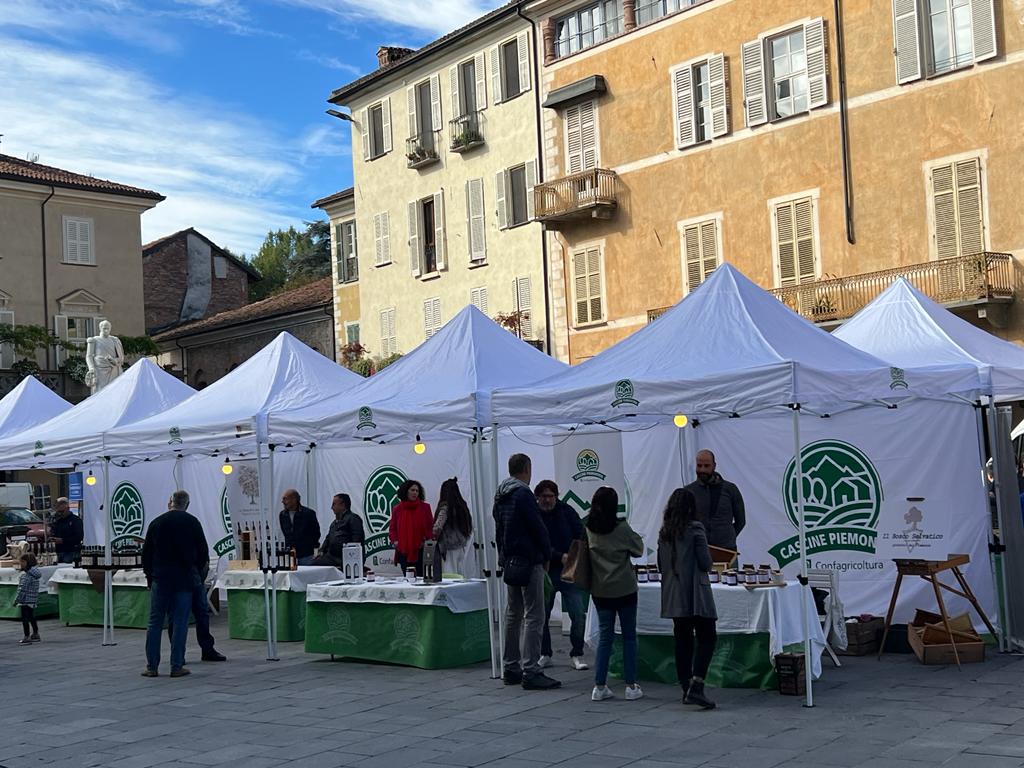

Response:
(776, 203), (798, 286)
(408, 201), (422, 277)
(53, 314), (69, 367)
(450, 65), (461, 118)
(430, 74), (442, 131)
(80, 220), (93, 264)
(565, 104), (583, 174)
(955, 158), (984, 255)
(471, 286), (489, 315)
(683, 224), (701, 293)
(380, 309), (389, 355)
(672, 65), (695, 149)
(804, 18), (829, 109)
(573, 250), (589, 325)
(517, 31), (531, 92)
(490, 46), (502, 104)
(433, 190), (447, 271)
(708, 54), (729, 137)
(0, 310), (14, 369)
(467, 178), (486, 262)
(475, 52), (488, 110)
(795, 199), (816, 282)
(423, 300), (433, 339)
(373, 214), (383, 265)
(495, 170), (508, 230)
(407, 86), (418, 138)
(388, 308), (397, 355)
(63, 217), (80, 264)
(381, 98), (393, 153)
(892, 0), (922, 84)
(741, 38), (767, 127)
(970, 0), (997, 63)
(579, 101), (598, 170)
(360, 108), (370, 160)
(381, 212), (391, 264)
(932, 164), (958, 260)
(700, 220), (719, 282)
(586, 247), (603, 322)
(516, 277), (533, 338)
(525, 160), (537, 221)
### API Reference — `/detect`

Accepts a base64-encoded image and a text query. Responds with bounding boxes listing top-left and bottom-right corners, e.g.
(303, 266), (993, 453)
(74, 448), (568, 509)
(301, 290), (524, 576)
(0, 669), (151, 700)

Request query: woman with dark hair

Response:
(657, 487), (717, 709)
(433, 478), (476, 577)
(586, 486), (644, 702)
(389, 479), (433, 576)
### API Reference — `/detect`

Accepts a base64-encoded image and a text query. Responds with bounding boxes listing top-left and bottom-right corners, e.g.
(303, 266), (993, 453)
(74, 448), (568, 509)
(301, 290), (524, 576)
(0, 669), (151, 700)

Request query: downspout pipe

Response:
(516, 3), (554, 357)
(40, 186), (55, 366)
(834, 0), (855, 244)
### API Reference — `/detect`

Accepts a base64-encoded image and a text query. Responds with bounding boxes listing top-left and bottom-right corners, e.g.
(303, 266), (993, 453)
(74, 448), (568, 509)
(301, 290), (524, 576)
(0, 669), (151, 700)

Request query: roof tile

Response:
(0, 154), (164, 201)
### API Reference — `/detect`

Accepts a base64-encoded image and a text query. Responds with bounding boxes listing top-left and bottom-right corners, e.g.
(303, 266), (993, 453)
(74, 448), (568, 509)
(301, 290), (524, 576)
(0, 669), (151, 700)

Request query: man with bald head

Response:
(279, 489), (321, 566)
(684, 449), (746, 551)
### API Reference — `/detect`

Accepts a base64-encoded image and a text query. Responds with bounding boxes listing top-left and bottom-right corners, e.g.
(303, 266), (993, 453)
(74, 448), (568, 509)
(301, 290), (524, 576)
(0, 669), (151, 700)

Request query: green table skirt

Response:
(0, 586), (59, 619)
(305, 601), (491, 669)
(227, 589), (306, 642)
(57, 583), (151, 628)
(607, 633), (779, 689)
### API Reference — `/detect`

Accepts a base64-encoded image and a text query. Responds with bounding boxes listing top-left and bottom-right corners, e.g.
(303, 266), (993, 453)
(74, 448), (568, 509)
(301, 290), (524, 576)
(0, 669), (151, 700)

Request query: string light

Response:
(673, 414), (689, 428)
(414, 434), (426, 455)
(85, 470), (97, 486)
(222, 457), (234, 475)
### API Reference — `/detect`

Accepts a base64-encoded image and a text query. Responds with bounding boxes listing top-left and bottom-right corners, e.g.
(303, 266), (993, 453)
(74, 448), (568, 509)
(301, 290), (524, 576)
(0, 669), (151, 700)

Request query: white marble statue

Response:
(85, 320), (125, 394)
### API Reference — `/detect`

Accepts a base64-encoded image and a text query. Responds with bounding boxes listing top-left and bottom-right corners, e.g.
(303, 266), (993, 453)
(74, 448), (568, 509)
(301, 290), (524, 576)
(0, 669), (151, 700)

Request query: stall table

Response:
(585, 582), (826, 689)
(0, 564), (71, 619)
(49, 568), (152, 628)
(217, 566), (342, 642)
(305, 578), (490, 669)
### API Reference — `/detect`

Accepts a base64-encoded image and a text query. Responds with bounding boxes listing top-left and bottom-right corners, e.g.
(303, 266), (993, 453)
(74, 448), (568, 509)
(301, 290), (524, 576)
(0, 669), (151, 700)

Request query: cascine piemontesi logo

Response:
(33, 440), (45, 457)
(357, 406), (376, 430)
(214, 488), (236, 557)
(362, 465), (408, 559)
(572, 449), (606, 481)
(110, 482), (145, 542)
(611, 379), (639, 407)
(167, 426), (183, 445)
(889, 367), (909, 390)
(768, 440), (883, 568)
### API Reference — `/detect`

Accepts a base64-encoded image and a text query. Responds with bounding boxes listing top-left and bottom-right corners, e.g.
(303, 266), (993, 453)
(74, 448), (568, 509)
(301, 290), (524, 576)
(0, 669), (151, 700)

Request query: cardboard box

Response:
(908, 610), (985, 665)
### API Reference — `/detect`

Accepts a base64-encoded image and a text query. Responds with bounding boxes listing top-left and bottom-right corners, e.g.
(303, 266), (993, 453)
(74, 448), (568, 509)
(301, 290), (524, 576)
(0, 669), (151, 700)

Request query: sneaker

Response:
(140, 668), (159, 677)
(29, 633), (40, 642)
(18, 637), (32, 646)
(570, 656), (589, 671)
(537, 655), (552, 668)
(522, 672), (561, 690)
(684, 680), (716, 710)
(169, 667), (191, 678)
(591, 685), (614, 701)
(201, 650), (227, 662)
(502, 669), (523, 686)
(625, 684), (644, 701)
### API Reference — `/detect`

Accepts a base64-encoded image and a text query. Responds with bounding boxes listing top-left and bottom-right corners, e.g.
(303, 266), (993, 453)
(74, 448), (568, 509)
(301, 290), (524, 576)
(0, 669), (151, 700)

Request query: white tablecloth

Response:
(585, 582), (826, 679)
(216, 566), (343, 592)
(48, 568), (148, 587)
(0, 564), (73, 593)
(306, 578), (488, 615)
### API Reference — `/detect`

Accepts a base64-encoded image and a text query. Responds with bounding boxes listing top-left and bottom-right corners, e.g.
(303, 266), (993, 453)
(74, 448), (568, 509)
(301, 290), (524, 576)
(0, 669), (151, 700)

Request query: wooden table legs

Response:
(878, 573), (903, 661)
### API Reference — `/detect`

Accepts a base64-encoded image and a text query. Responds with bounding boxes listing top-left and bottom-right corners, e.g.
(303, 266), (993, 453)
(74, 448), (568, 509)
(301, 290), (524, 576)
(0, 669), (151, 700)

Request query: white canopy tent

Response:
(0, 376), (71, 440)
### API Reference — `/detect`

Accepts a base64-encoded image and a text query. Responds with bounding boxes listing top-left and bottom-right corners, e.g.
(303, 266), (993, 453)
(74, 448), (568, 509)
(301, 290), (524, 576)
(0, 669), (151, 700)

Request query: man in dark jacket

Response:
(279, 489), (321, 565)
(49, 498), (83, 563)
(314, 493), (365, 566)
(492, 453), (560, 690)
(684, 449), (746, 551)
(142, 490), (209, 678)
(535, 480), (588, 671)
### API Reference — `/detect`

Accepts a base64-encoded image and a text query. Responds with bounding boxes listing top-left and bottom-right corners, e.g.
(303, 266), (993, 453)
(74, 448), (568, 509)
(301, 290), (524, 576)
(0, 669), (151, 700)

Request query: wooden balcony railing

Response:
(534, 168), (618, 223)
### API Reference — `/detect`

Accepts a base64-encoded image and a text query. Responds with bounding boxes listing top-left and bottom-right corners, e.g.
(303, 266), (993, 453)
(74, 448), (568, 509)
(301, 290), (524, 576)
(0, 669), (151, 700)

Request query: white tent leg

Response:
(257, 442), (275, 661)
(490, 424), (506, 665)
(792, 408), (813, 707)
(470, 435), (500, 678)
(985, 399), (1012, 652)
(102, 458), (116, 646)
(268, 444), (279, 661)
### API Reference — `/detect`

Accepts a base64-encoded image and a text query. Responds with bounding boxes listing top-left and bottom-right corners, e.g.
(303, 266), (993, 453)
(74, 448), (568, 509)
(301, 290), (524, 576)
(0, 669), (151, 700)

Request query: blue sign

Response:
(68, 472), (83, 502)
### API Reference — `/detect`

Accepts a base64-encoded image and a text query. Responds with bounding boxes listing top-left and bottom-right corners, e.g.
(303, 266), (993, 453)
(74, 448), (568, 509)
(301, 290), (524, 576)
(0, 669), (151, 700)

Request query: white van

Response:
(0, 482), (33, 510)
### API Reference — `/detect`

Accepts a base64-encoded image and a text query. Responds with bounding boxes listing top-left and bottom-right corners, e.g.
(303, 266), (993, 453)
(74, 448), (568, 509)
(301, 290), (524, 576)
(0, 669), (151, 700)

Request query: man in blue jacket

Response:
(492, 453), (560, 690)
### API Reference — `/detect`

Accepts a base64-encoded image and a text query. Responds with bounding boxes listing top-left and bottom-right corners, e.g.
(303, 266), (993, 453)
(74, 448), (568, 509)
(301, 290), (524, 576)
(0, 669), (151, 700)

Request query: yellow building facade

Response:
(313, 188), (361, 360)
(329, 7), (548, 360)
(525, 0), (1023, 362)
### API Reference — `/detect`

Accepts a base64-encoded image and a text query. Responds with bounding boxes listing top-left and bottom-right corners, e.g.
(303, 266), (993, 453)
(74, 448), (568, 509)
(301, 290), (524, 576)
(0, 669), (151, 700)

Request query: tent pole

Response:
(470, 434), (500, 678)
(102, 458), (116, 647)
(257, 441), (274, 661)
(792, 408), (813, 707)
(490, 423), (506, 664)
(984, 399), (1012, 652)
(268, 444), (279, 660)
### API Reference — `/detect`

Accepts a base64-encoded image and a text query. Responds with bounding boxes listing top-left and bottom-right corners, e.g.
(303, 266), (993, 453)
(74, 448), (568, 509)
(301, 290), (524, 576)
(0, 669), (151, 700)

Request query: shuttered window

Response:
(893, 0), (996, 82)
(679, 218), (720, 294)
(492, 31), (530, 104)
(63, 216), (94, 265)
(930, 157), (985, 260)
(565, 100), (598, 174)
(470, 287), (489, 315)
(741, 18), (828, 127)
(379, 308), (397, 356)
(423, 297), (442, 340)
(672, 53), (729, 149)
(515, 277), (534, 339)
(336, 221), (358, 283)
(572, 247), (605, 326)
(0, 310), (14, 369)
(773, 198), (817, 287)
(345, 323), (360, 345)
(466, 178), (486, 262)
(360, 99), (392, 160)
(373, 212), (391, 266)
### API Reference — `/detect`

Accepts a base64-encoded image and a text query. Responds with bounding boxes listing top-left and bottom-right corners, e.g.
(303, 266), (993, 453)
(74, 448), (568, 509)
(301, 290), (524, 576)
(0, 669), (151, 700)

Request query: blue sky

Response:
(0, 0), (500, 255)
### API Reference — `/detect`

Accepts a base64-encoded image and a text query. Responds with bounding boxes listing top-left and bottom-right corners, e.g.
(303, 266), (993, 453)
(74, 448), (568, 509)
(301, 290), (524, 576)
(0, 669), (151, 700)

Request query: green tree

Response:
(246, 220), (331, 301)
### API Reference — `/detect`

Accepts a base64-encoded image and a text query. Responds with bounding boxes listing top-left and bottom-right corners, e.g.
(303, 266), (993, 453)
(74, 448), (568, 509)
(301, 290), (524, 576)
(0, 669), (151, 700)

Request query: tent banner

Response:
(554, 431), (625, 517)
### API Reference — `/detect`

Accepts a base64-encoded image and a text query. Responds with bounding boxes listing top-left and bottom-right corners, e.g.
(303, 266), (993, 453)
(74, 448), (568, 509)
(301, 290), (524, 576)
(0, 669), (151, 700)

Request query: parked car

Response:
(0, 506), (47, 545)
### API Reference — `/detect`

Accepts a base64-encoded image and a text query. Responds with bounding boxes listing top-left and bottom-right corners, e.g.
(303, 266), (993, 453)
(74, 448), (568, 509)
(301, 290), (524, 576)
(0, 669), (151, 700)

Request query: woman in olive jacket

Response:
(587, 486), (645, 702)
(657, 487), (718, 709)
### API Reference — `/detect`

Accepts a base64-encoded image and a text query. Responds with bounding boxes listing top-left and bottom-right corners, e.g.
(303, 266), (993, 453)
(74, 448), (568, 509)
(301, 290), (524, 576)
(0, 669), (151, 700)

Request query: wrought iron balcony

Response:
(449, 111), (484, 153)
(534, 168), (618, 223)
(406, 131), (441, 169)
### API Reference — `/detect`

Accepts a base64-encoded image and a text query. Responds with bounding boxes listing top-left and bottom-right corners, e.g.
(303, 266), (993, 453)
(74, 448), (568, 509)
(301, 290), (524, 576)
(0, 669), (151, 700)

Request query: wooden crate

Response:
(774, 652), (806, 696)
(837, 617), (883, 656)
(908, 610), (985, 665)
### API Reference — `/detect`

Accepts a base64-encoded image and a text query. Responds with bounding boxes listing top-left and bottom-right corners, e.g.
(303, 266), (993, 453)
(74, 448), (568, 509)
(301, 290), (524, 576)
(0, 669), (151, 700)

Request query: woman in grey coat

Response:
(657, 488), (718, 709)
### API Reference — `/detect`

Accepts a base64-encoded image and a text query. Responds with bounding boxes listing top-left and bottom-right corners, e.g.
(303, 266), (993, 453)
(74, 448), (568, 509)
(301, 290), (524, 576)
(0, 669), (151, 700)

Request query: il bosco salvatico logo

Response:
(573, 449), (605, 481)
(110, 482), (145, 542)
(769, 440), (883, 568)
(356, 406), (376, 430)
(611, 379), (639, 407)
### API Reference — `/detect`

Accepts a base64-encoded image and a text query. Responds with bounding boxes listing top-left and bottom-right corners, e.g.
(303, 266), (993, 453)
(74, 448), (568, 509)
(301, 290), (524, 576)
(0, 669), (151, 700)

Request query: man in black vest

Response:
(49, 498), (83, 564)
(684, 449), (746, 551)
(279, 489), (321, 565)
(314, 493), (365, 567)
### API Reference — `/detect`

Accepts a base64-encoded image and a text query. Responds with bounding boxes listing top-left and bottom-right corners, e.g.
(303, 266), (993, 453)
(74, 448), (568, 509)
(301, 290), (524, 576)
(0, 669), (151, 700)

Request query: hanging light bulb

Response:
(222, 457), (234, 475)
(85, 470), (97, 486)
(414, 434), (426, 455)
(673, 414), (689, 429)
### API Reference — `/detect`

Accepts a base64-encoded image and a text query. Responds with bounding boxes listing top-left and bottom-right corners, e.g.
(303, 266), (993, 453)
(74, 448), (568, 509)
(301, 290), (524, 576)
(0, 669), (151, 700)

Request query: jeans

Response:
(20, 605), (38, 636)
(672, 616), (718, 684)
(542, 567), (586, 657)
(503, 564), (545, 676)
(146, 581), (193, 671)
(167, 578), (215, 654)
(297, 556), (316, 566)
(593, 592), (638, 686)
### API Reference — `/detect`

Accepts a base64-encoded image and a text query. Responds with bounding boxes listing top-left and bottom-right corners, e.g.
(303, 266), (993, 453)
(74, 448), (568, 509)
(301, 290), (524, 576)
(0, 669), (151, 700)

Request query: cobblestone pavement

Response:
(2, 610), (1023, 768)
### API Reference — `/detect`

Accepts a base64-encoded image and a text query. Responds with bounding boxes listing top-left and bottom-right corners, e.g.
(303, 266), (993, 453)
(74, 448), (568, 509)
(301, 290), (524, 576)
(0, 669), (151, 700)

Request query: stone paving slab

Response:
(2, 611), (1024, 767)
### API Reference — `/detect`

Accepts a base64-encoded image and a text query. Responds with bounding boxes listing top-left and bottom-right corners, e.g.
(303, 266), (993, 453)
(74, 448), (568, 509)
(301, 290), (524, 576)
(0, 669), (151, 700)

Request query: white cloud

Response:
(296, 48), (363, 76)
(0, 36), (337, 254)
(281, 0), (501, 37)
(0, 0), (180, 52)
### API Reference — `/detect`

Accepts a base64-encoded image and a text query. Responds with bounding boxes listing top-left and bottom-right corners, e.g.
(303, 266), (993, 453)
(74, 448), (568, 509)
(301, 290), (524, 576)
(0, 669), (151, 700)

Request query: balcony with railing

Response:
(406, 131), (441, 169)
(449, 111), (484, 153)
(533, 168), (618, 224)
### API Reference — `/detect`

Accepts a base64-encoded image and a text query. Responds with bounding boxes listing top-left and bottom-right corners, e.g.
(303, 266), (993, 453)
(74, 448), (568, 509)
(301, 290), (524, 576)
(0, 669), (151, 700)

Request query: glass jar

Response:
(709, 570), (720, 584)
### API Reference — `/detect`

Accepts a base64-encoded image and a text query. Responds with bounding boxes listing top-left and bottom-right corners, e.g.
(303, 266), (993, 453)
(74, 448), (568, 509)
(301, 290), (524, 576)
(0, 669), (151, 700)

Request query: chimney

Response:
(376, 46), (415, 68)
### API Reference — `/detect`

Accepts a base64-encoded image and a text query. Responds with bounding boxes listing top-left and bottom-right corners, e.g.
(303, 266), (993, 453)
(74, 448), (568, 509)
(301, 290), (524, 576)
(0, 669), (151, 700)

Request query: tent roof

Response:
(491, 264), (976, 426)
(105, 332), (364, 456)
(270, 305), (567, 441)
(0, 377), (72, 441)
(835, 277), (1023, 400)
(0, 359), (195, 467)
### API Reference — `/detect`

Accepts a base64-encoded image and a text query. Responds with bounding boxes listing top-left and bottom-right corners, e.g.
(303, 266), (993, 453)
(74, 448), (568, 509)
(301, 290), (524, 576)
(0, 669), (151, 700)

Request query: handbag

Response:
(503, 555), (533, 587)
(561, 537), (591, 591)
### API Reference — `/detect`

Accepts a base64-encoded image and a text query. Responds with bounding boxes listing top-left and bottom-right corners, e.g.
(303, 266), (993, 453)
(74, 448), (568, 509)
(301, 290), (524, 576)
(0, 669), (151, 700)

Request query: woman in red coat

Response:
(390, 479), (433, 576)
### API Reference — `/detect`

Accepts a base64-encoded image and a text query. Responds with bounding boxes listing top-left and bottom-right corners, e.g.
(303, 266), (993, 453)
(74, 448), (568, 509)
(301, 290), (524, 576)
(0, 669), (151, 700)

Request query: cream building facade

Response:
(313, 188), (361, 359)
(328, 6), (547, 359)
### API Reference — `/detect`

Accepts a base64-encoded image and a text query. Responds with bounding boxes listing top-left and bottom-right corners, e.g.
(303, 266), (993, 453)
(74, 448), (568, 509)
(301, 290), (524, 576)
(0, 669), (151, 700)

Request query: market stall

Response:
(0, 564), (72, 619)
(216, 565), (343, 641)
(49, 568), (152, 628)
(304, 578), (490, 669)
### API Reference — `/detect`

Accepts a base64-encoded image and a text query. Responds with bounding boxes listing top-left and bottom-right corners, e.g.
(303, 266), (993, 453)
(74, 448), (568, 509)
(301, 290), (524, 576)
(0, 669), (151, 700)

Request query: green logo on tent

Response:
(889, 367), (908, 390)
(572, 449), (606, 481)
(213, 487), (236, 557)
(611, 379), (638, 407)
(168, 427), (183, 445)
(33, 441), (45, 457)
(768, 440), (883, 568)
(110, 482), (145, 542)
(363, 465), (408, 559)
(357, 406), (376, 430)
